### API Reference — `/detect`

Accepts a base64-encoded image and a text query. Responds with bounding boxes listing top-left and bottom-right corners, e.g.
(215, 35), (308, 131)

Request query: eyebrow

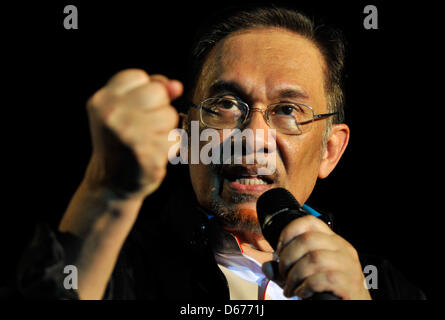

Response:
(207, 79), (310, 102)
(208, 80), (248, 100)
(276, 87), (310, 101)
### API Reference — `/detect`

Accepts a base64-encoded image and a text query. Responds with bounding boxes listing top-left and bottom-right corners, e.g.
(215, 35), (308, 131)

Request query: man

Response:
(13, 5), (424, 300)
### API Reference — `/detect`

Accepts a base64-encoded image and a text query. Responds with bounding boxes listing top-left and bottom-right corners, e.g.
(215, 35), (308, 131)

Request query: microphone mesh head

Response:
(256, 187), (300, 227)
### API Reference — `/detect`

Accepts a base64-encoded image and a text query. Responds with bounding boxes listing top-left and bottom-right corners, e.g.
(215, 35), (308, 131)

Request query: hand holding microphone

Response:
(257, 188), (372, 300)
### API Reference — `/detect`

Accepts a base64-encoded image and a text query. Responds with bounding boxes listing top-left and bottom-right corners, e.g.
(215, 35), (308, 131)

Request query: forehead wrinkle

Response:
(221, 32), (319, 104)
(195, 27), (326, 109)
(267, 84), (310, 102)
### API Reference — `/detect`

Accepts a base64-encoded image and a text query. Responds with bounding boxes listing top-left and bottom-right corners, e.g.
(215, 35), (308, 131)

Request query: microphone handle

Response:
(309, 292), (341, 300)
(264, 209), (341, 300)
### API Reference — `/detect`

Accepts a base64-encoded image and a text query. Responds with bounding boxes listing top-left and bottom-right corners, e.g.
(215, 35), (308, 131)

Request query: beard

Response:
(209, 192), (263, 235)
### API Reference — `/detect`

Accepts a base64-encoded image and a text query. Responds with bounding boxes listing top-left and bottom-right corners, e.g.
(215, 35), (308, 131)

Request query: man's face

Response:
(188, 27), (330, 233)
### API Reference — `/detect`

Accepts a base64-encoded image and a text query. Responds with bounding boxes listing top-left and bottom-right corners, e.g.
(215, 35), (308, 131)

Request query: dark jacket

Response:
(3, 165), (426, 300)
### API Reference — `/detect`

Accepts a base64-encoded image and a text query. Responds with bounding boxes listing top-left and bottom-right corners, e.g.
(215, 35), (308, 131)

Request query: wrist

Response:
(59, 179), (144, 238)
(80, 178), (146, 205)
(82, 154), (155, 202)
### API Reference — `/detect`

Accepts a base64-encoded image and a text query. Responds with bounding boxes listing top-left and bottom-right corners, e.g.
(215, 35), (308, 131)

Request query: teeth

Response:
(235, 178), (267, 185)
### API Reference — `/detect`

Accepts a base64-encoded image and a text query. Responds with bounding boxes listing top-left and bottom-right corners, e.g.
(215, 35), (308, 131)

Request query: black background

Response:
(1, 0), (441, 300)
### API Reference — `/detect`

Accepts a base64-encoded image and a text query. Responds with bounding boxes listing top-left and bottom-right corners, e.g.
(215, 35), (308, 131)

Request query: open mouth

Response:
(221, 165), (275, 187)
(233, 176), (269, 185)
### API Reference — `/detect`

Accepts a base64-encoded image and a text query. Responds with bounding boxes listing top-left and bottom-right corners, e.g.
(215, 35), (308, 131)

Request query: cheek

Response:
(187, 126), (225, 207)
(189, 163), (215, 206)
(189, 163), (203, 194)
(278, 133), (324, 203)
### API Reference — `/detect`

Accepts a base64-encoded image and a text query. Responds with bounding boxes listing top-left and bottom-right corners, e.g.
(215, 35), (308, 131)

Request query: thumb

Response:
(262, 260), (285, 288)
(165, 80), (183, 101)
(150, 74), (183, 101)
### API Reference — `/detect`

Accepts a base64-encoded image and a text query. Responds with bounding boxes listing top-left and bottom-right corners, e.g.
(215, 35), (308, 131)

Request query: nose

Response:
(241, 108), (277, 158)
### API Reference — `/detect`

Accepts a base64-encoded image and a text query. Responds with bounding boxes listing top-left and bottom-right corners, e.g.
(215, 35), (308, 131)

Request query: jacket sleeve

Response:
(8, 222), (134, 300)
(13, 223), (81, 299)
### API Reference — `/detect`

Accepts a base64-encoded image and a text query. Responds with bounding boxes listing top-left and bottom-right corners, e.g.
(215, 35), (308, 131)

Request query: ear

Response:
(318, 123), (350, 179)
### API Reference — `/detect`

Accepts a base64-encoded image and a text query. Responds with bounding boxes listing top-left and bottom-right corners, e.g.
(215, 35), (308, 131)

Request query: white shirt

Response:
(213, 232), (299, 300)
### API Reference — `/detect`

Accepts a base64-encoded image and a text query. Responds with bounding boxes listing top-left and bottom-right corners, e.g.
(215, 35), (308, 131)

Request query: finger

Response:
(165, 80), (183, 100)
(278, 232), (341, 276)
(107, 106), (179, 143)
(114, 105), (179, 131)
(277, 215), (334, 253)
(121, 81), (171, 111)
(137, 133), (179, 159)
(151, 75), (183, 101)
(150, 74), (169, 84)
(105, 69), (150, 95)
(288, 270), (349, 300)
(282, 250), (344, 297)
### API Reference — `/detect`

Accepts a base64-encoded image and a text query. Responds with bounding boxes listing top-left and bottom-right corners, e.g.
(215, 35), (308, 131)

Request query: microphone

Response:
(257, 187), (340, 300)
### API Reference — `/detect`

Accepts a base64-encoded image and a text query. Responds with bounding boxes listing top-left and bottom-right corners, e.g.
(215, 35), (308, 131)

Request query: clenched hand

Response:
(84, 69), (183, 200)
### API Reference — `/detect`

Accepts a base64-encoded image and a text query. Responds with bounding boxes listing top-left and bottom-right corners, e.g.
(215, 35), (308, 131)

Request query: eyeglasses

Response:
(191, 96), (338, 135)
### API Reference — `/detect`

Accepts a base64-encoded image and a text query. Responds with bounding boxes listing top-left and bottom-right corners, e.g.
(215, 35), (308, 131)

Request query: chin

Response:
(208, 194), (263, 234)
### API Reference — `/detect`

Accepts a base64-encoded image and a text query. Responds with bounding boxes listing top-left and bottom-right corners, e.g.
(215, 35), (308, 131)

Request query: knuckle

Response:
(281, 224), (302, 245)
(299, 231), (315, 246)
(344, 242), (358, 259)
(350, 247), (359, 260)
(308, 250), (323, 265)
(325, 270), (342, 285)
(306, 276), (325, 292)
(87, 88), (107, 110)
(302, 214), (319, 224)
(87, 92), (123, 127)
(148, 81), (169, 98)
(151, 74), (169, 83)
(282, 215), (317, 241)
(119, 125), (137, 145)
(117, 68), (149, 82)
(128, 81), (169, 108)
(105, 69), (150, 95)
(102, 103), (121, 126)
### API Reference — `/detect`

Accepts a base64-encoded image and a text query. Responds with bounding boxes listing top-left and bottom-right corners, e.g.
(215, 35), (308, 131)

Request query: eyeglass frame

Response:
(190, 96), (338, 135)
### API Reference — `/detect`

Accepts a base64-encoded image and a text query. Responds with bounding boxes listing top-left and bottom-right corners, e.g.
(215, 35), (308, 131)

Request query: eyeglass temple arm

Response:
(313, 112), (338, 120)
(296, 112), (338, 126)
